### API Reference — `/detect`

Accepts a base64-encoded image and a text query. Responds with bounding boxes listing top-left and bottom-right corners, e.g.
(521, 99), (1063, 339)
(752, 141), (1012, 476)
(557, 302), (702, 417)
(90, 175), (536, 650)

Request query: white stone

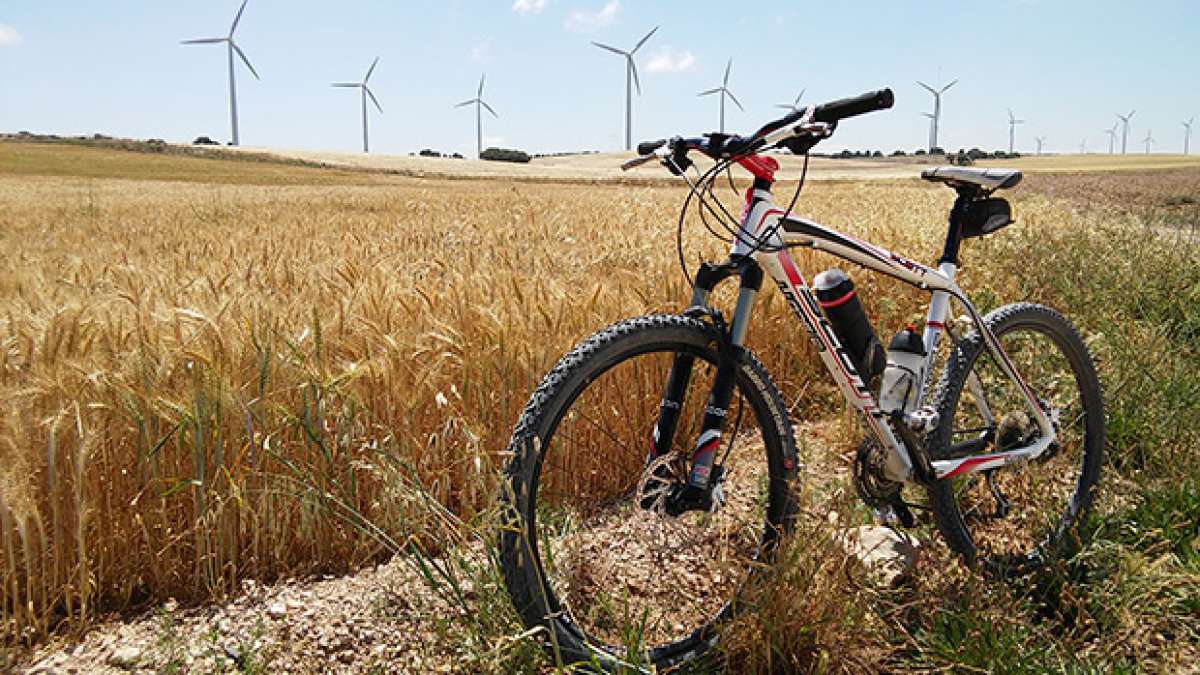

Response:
(841, 525), (919, 587)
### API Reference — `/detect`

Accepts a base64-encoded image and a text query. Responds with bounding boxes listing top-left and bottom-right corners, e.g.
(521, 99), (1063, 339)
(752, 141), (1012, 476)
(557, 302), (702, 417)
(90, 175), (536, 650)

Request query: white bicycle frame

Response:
(726, 188), (1056, 484)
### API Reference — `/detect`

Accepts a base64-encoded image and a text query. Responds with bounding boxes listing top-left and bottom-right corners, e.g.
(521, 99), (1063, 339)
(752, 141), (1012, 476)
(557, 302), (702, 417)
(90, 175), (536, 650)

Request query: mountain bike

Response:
(498, 88), (1104, 671)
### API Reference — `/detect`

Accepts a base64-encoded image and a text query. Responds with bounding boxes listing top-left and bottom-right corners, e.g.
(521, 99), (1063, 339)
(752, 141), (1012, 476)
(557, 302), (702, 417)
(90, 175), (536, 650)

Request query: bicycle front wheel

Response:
(926, 303), (1105, 575)
(500, 314), (800, 671)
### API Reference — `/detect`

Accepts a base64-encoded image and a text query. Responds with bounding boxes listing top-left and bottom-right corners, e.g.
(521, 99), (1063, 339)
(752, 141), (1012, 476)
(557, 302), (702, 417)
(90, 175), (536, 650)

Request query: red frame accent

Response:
(735, 153), (779, 182)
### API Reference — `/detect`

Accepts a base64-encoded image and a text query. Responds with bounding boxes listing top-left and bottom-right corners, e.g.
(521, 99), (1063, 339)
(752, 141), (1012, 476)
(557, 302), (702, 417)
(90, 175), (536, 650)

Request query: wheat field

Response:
(2, 141), (1197, 668)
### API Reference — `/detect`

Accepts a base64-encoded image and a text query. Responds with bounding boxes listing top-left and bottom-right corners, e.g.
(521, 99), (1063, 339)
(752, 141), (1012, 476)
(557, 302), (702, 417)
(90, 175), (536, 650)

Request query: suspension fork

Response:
(645, 257), (763, 488)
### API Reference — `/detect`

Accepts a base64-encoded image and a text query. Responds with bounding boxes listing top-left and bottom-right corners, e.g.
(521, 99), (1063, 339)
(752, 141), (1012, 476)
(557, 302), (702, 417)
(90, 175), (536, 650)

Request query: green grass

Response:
(0, 140), (394, 186)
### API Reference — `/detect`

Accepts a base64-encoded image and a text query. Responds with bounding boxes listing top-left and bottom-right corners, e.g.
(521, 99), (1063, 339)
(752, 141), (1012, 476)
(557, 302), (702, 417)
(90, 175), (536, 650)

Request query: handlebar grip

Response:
(812, 88), (894, 123)
(636, 139), (666, 156)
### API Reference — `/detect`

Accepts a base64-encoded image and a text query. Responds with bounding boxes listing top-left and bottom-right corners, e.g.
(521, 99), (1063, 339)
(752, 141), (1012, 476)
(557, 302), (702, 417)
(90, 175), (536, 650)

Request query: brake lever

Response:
(620, 154), (659, 171)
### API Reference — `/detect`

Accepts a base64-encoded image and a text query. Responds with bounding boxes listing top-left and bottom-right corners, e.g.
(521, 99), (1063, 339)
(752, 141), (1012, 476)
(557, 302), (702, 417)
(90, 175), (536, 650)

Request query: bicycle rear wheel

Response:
(499, 314), (800, 671)
(926, 303), (1105, 575)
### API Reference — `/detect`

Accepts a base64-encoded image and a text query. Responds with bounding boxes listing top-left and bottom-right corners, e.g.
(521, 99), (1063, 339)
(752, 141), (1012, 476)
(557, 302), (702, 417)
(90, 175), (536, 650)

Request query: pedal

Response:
(872, 500), (915, 528)
(985, 470), (1011, 518)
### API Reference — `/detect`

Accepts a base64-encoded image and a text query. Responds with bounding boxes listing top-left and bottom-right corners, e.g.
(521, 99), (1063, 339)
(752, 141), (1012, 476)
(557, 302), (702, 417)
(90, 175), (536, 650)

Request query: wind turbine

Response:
(1103, 123), (1119, 155)
(1183, 118), (1194, 155)
(916, 78), (957, 151)
(591, 26), (658, 151)
(181, 0), (259, 146)
(1116, 110), (1135, 155)
(1035, 136), (1046, 156)
(775, 88), (806, 113)
(455, 74), (498, 159)
(921, 112), (936, 152)
(1079, 139), (1087, 154)
(1007, 108), (1026, 155)
(331, 57), (383, 153)
(1143, 129), (1155, 154)
(698, 58), (744, 133)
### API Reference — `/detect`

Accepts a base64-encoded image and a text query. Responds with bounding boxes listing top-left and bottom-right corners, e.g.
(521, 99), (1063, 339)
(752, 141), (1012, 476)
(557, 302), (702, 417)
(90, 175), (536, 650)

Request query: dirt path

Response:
(18, 422), (911, 674)
(20, 558), (470, 674)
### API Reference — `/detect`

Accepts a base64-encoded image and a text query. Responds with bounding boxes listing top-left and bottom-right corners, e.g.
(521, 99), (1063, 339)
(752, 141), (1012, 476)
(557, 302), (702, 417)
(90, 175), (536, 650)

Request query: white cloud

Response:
(645, 47), (695, 74)
(565, 1), (619, 31)
(470, 38), (492, 62)
(0, 24), (21, 47)
(512, 0), (547, 15)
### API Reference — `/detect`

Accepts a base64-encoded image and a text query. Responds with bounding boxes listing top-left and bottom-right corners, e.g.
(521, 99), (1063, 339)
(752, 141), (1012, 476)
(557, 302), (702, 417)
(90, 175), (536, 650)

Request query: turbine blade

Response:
(230, 0), (249, 37)
(480, 100), (498, 118)
(454, 99), (476, 108)
(697, 88), (721, 97)
(916, 80), (935, 94)
(794, 88), (805, 106)
(775, 104), (795, 110)
(331, 83), (360, 88)
(591, 41), (625, 55)
(182, 37), (226, 44)
(630, 59), (641, 95)
(365, 87), (383, 114)
(941, 79), (958, 93)
(632, 25), (659, 53)
(725, 89), (745, 112)
(365, 56), (380, 83)
(231, 42), (259, 79)
(1007, 107), (1014, 121)
(478, 73), (485, 97)
(723, 58), (732, 86)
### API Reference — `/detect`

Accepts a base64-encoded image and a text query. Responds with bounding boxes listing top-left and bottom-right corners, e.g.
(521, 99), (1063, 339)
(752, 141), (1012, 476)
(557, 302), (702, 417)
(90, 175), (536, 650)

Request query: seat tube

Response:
(687, 261), (762, 488)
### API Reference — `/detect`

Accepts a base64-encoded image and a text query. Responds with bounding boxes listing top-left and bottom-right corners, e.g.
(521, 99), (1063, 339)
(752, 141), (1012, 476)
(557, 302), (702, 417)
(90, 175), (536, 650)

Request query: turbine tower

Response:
(1007, 108), (1026, 155)
(916, 78), (957, 152)
(1079, 139), (1087, 154)
(331, 57), (383, 154)
(1143, 129), (1155, 154)
(775, 88), (806, 113)
(181, 0), (260, 146)
(698, 58), (744, 133)
(1115, 110), (1135, 155)
(455, 74), (498, 159)
(591, 26), (658, 151)
(1035, 136), (1046, 156)
(1183, 118), (1194, 155)
(1103, 124), (1118, 155)
(921, 112), (936, 152)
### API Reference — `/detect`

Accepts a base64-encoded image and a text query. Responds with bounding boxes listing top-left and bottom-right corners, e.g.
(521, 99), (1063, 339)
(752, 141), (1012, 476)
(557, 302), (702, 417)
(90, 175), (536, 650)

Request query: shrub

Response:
(480, 147), (531, 163)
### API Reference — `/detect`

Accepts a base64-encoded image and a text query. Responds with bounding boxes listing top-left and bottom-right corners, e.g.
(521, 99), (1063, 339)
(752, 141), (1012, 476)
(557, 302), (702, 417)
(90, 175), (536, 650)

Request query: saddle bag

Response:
(962, 198), (1014, 238)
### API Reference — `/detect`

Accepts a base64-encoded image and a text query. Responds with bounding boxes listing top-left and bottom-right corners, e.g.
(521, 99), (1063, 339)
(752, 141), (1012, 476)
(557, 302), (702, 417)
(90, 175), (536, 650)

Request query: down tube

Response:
(759, 249), (915, 483)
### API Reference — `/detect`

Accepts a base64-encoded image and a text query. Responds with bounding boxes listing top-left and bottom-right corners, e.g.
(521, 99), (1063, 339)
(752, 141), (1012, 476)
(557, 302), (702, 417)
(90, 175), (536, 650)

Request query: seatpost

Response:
(939, 188), (975, 266)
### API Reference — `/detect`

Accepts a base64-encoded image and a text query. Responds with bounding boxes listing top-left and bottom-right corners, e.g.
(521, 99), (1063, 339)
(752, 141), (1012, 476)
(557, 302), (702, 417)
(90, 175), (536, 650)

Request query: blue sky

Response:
(1, 1), (1197, 156)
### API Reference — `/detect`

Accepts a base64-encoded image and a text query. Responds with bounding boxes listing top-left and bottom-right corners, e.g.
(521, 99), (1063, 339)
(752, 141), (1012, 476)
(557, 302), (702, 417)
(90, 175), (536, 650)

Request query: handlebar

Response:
(812, 88), (894, 124)
(622, 87), (894, 172)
